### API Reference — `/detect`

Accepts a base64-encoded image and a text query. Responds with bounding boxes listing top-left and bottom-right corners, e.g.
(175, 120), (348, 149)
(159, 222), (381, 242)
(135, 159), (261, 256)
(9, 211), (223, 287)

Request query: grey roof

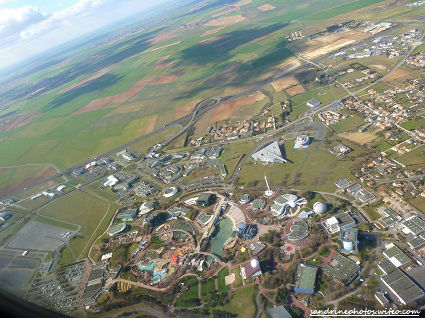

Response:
(339, 226), (359, 252)
(408, 234), (425, 250)
(335, 211), (356, 229)
(322, 253), (360, 285)
(306, 99), (321, 107)
(381, 268), (424, 305)
(267, 306), (293, 318)
(357, 189), (376, 203)
(378, 208), (401, 228)
(251, 141), (287, 163)
(250, 242), (267, 256)
(346, 183), (362, 194)
(378, 258), (398, 275)
(383, 244), (411, 267)
(402, 215), (425, 235)
(335, 179), (352, 189)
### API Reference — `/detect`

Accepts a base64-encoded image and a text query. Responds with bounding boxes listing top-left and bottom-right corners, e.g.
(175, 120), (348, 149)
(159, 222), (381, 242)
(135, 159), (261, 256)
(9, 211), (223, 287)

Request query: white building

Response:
(251, 141), (287, 163)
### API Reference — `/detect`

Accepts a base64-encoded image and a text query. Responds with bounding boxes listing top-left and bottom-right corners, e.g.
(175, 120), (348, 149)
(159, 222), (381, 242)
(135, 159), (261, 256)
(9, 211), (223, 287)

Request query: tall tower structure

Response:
(264, 175), (274, 197)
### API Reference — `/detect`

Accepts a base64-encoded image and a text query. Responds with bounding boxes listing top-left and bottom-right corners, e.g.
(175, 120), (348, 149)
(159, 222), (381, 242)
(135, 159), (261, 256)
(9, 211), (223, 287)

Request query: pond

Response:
(210, 216), (234, 257)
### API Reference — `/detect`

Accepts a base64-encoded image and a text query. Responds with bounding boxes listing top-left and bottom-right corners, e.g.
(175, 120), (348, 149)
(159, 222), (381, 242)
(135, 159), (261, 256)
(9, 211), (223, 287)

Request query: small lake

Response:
(210, 216), (234, 257)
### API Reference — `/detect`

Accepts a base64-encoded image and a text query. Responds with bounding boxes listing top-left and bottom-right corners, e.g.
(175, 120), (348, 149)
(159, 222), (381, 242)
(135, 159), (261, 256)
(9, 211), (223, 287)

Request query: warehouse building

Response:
(294, 264), (317, 293)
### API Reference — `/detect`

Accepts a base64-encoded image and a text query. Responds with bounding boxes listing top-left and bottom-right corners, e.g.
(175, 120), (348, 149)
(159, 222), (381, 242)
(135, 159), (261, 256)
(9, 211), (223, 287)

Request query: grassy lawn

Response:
(217, 268), (230, 292)
(401, 118), (425, 131)
(216, 285), (258, 318)
(0, 165), (57, 197)
(397, 145), (425, 167)
(39, 190), (114, 262)
(174, 276), (200, 308)
(221, 140), (257, 180)
(33, 215), (79, 231)
(237, 139), (355, 192)
(409, 196), (425, 214)
(363, 203), (382, 221)
(288, 84), (347, 121)
(331, 114), (364, 133)
(201, 278), (216, 296)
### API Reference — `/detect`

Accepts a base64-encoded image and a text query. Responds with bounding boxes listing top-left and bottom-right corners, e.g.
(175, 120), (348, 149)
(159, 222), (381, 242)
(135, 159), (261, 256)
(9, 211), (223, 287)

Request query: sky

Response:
(0, 0), (170, 70)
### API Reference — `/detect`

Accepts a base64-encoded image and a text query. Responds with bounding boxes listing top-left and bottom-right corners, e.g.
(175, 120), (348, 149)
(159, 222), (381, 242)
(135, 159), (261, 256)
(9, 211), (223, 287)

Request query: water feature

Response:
(210, 216), (234, 257)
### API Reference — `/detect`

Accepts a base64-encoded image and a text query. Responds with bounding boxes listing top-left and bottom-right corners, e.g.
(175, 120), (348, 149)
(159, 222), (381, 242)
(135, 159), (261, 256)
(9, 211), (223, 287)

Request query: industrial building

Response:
(322, 211), (356, 234)
(294, 264), (317, 293)
(383, 243), (411, 268)
(339, 226), (359, 253)
(322, 253), (360, 285)
(380, 265), (424, 305)
(306, 99), (321, 108)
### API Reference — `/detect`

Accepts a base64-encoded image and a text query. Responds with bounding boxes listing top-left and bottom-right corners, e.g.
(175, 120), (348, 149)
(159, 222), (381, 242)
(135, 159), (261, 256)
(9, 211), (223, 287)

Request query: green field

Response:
(331, 114), (365, 133)
(221, 140), (257, 180)
(397, 145), (425, 167)
(174, 276), (200, 308)
(201, 278), (216, 296)
(39, 189), (115, 262)
(216, 285), (258, 317)
(217, 268), (230, 292)
(0, 164), (57, 197)
(0, 0), (385, 186)
(410, 196), (425, 214)
(237, 139), (355, 192)
(401, 118), (425, 131)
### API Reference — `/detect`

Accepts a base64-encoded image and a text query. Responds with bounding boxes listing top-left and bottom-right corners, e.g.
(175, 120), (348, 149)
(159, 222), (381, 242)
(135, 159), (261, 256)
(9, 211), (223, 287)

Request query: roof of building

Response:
(250, 242), (267, 256)
(294, 264), (317, 293)
(241, 259), (262, 279)
(378, 208), (401, 228)
(252, 198), (266, 210)
(346, 183), (362, 194)
(322, 253), (360, 285)
(335, 211), (356, 229)
(383, 244), (411, 267)
(196, 212), (213, 226)
(357, 189), (376, 203)
(306, 99), (321, 107)
(378, 258), (398, 275)
(286, 219), (309, 241)
(402, 215), (425, 235)
(335, 179), (352, 189)
(339, 226), (358, 242)
(381, 268), (424, 305)
(108, 223), (126, 235)
(407, 234), (425, 250)
(267, 306), (293, 318)
(197, 192), (215, 205)
(251, 141), (287, 163)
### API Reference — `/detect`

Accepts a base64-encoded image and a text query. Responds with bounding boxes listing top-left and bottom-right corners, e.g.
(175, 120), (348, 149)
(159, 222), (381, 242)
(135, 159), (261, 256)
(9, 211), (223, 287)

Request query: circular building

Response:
(239, 194), (251, 204)
(313, 202), (327, 215)
(163, 187), (178, 198)
(108, 223), (127, 236)
(284, 219), (309, 241)
(294, 135), (310, 149)
(251, 258), (259, 268)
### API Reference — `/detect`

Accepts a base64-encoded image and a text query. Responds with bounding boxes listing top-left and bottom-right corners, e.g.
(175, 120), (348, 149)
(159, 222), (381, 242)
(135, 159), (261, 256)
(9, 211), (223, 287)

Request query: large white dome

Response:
(313, 202), (327, 214)
(251, 259), (259, 268)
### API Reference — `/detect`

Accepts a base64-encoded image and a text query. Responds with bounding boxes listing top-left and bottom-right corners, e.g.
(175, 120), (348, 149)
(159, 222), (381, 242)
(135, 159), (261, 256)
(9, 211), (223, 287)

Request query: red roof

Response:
(171, 255), (178, 264)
